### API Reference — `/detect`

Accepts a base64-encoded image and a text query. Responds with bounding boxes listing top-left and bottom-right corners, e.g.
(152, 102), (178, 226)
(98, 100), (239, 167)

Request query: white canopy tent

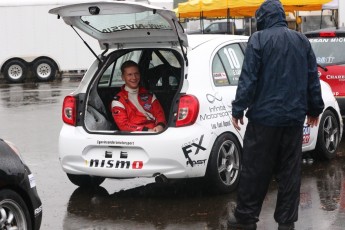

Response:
(322, 0), (345, 28)
(322, 0), (338, 9)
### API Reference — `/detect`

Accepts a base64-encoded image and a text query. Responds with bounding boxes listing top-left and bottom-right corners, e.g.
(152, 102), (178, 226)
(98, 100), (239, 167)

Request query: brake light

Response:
(176, 95), (199, 127)
(319, 32), (336, 37)
(62, 96), (77, 126)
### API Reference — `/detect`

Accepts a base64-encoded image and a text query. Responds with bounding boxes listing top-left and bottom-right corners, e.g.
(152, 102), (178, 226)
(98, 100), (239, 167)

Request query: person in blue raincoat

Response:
(229, 0), (324, 229)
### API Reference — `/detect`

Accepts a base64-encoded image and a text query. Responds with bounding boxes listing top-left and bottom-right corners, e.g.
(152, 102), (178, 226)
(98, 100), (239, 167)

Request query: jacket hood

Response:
(255, 0), (287, 31)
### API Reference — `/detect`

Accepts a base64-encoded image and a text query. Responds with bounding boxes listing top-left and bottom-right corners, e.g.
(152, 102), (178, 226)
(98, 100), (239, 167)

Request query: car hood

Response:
(49, 1), (188, 50)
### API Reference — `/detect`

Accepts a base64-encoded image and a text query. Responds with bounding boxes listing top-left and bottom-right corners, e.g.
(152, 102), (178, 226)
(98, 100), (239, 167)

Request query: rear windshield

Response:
(81, 11), (171, 33)
(309, 37), (345, 65)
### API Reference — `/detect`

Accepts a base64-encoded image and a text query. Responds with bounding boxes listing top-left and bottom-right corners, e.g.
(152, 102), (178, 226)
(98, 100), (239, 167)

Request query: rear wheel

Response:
(3, 60), (28, 83)
(0, 189), (32, 230)
(32, 58), (57, 82)
(313, 110), (340, 160)
(206, 133), (241, 194)
(67, 174), (105, 187)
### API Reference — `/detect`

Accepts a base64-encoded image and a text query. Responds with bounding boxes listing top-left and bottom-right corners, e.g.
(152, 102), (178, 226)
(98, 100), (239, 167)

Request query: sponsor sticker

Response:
(28, 174), (36, 188)
(303, 126), (310, 144)
(213, 72), (227, 80)
(34, 205), (43, 216)
(182, 135), (207, 167)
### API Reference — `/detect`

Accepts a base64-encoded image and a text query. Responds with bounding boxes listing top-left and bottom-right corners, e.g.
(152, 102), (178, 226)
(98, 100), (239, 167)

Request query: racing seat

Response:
(144, 64), (181, 118)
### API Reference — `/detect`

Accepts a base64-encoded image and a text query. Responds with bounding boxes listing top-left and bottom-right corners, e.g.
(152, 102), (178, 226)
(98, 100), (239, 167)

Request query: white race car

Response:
(51, 1), (343, 193)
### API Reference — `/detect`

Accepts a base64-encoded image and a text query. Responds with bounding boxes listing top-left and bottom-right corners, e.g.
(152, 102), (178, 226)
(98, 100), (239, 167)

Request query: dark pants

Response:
(235, 122), (303, 224)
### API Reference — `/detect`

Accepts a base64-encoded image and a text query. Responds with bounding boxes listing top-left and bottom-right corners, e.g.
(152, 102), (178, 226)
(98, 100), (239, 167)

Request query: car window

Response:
(207, 23), (220, 32)
(212, 43), (244, 86)
(98, 51), (142, 87)
(149, 50), (181, 69)
(149, 50), (181, 88)
(309, 37), (345, 64)
(212, 55), (230, 86)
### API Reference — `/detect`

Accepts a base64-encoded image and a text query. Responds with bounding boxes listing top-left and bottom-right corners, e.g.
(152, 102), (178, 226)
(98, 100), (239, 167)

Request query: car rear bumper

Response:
(59, 125), (216, 179)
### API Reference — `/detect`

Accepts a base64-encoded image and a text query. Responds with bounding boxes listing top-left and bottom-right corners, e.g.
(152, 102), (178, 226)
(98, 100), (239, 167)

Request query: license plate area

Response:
(83, 146), (148, 170)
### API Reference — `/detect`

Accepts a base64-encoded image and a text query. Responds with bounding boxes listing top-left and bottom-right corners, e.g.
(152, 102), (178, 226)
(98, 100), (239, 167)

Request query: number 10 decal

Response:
(224, 48), (240, 69)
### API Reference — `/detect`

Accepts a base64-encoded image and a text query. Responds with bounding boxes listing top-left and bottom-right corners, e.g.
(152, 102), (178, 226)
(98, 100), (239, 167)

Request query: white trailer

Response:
(0, 0), (172, 83)
(0, 0), (104, 83)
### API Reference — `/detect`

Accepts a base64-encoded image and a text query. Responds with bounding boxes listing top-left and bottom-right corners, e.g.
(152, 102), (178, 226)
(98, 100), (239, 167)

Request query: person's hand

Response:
(232, 117), (243, 131)
(153, 125), (164, 132)
(306, 115), (319, 128)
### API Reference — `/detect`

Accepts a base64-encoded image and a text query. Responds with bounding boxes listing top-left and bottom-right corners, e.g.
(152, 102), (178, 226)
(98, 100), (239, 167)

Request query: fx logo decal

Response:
(182, 135), (206, 167)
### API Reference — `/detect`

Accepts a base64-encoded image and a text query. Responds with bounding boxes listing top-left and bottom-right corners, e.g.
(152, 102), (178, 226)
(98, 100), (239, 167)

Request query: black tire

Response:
(3, 59), (28, 83)
(67, 174), (105, 187)
(313, 110), (340, 160)
(206, 133), (241, 194)
(32, 58), (57, 82)
(0, 189), (32, 230)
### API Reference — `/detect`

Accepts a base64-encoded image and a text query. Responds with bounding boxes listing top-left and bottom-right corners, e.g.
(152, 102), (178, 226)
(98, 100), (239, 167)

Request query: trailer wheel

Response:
(3, 60), (27, 83)
(32, 58), (57, 82)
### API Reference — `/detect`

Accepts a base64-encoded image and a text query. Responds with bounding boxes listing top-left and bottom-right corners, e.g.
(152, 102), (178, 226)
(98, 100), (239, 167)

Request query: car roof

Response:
(187, 34), (249, 50)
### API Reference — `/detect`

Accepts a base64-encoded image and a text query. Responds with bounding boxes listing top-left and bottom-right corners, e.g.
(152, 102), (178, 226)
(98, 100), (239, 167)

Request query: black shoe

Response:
(228, 220), (256, 230)
(227, 202), (257, 230)
(227, 218), (257, 230)
(278, 223), (295, 230)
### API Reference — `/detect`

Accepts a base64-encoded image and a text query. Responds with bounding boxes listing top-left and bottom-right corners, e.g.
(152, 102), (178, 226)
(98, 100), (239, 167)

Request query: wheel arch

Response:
(1, 57), (29, 73)
(206, 131), (243, 169)
(32, 56), (60, 72)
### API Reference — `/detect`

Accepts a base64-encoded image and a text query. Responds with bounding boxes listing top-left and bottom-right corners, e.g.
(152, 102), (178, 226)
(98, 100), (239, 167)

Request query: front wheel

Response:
(0, 189), (32, 230)
(67, 174), (105, 187)
(206, 133), (241, 194)
(313, 110), (340, 160)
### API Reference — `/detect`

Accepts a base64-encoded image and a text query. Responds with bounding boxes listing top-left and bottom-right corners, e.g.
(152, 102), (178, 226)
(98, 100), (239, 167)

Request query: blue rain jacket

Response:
(232, 0), (324, 126)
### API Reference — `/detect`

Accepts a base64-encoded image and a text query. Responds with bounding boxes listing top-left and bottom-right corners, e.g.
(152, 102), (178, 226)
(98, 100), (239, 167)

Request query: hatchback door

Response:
(49, 1), (188, 50)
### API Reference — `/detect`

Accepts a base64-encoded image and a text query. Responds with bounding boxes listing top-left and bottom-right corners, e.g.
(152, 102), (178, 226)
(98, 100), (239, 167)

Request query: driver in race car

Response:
(111, 60), (166, 132)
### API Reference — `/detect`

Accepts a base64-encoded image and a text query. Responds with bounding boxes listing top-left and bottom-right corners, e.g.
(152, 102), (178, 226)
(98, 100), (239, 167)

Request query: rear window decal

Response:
(317, 56), (335, 64)
(102, 23), (170, 33)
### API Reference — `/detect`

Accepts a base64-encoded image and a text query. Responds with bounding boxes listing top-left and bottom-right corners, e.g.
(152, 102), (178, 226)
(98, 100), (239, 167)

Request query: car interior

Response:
(84, 48), (183, 132)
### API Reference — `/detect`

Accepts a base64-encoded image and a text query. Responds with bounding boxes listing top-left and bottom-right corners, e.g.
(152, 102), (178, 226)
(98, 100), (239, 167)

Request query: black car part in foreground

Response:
(0, 139), (42, 230)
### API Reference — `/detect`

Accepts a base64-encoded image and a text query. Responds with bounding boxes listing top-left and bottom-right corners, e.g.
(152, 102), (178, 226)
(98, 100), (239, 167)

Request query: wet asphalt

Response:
(1, 79), (345, 230)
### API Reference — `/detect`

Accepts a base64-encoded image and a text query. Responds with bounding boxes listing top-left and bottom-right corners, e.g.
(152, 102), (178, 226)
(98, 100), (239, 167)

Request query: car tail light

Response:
(319, 32), (336, 37)
(62, 96), (77, 126)
(176, 95), (199, 127)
